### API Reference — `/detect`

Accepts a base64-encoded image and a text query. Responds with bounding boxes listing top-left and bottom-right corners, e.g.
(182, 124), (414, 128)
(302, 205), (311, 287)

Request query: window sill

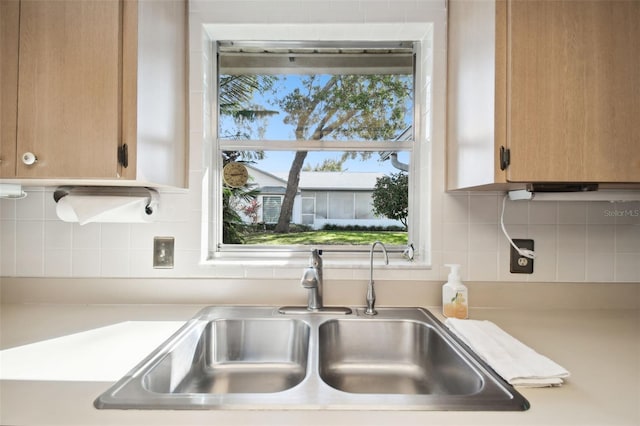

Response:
(201, 252), (431, 271)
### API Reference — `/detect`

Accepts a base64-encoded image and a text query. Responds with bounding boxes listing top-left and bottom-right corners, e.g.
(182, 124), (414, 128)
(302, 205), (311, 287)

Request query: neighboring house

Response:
(238, 165), (403, 230)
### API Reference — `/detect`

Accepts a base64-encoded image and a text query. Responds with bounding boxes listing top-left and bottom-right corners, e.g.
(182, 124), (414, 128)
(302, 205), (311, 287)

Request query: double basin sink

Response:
(95, 306), (529, 411)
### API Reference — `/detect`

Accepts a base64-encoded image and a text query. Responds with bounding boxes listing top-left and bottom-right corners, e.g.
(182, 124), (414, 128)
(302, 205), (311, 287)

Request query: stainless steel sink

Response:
(95, 306), (529, 411)
(319, 319), (482, 395)
(143, 318), (309, 394)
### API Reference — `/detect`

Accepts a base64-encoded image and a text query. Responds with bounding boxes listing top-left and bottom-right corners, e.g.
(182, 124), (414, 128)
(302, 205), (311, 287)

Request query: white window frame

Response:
(201, 24), (434, 268)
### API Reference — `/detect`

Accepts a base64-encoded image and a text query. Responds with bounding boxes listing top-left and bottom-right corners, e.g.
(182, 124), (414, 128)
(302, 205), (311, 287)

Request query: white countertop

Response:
(1, 303), (639, 426)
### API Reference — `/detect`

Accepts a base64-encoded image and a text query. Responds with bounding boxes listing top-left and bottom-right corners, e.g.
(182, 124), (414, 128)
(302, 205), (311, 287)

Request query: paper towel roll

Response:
(54, 187), (158, 225)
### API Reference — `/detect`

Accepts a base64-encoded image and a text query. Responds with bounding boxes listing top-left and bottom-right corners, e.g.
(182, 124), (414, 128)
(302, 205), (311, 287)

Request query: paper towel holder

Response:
(53, 186), (159, 216)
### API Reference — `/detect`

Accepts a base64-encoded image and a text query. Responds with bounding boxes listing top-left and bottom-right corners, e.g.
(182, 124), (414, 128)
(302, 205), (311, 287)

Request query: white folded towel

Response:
(445, 318), (570, 388)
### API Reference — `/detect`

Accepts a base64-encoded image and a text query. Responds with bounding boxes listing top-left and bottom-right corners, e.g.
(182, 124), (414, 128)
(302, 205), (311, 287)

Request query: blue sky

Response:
(251, 151), (409, 174)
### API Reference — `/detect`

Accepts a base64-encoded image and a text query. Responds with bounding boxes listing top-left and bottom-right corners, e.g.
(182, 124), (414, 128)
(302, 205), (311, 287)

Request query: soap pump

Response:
(442, 264), (468, 319)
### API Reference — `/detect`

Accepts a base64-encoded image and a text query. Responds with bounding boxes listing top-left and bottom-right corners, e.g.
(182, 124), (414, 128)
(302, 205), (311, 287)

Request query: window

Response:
(262, 196), (282, 224)
(208, 34), (433, 264)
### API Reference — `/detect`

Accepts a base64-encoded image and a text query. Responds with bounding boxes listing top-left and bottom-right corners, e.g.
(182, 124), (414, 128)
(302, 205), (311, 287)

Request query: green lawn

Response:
(243, 231), (407, 246)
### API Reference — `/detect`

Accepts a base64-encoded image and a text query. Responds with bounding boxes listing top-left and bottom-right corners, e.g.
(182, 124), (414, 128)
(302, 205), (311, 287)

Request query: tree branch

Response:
(295, 76), (338, 139)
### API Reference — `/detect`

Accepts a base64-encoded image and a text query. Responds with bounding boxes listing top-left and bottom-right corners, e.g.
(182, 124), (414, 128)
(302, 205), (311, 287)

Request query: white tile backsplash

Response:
(586, 225), (615, 254)
(556, 251), (586, 282)
(15, 190), (44, 220)
(0, 220), (16, 276)
(72, 223), (101, 250)
(558, 224), (587, 253)
(586, 252), (615, 282)
(468, 251), (498, 282)
(558, 201), (588, 224)
(1, 0), (638, 284)
(100, 249), (131, 278)
(15, 221), (44, 276)
(615, 253), (640, 282)
(44, 249), (72, 277)
(468, 224), (498, 252)
(44, 221), (72, 250)
(442, 193), (469, 224)
(501, 198), (529, 225)
(0, 197), (16, 220)
(100, 224), (131, 250)
(469, 194), (499, 224)
(616, 224), (640, 253)
(528, 202), (557, 225)
(71, 249), (101, 277)
(441, 223), (468, 252)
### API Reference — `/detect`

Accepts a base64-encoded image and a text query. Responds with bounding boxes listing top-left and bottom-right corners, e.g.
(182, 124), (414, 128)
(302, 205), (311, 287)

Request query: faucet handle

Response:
(301, 267), (318, 289)
(309, 248), (322, 267)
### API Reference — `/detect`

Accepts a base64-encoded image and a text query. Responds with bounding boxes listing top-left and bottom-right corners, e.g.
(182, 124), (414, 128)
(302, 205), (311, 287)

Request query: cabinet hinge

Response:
(118, 144), (129, 168)
(499, 146), (510, 171)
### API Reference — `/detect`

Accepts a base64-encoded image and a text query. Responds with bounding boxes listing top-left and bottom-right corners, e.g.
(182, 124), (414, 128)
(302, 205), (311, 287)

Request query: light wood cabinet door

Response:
(0, 0), (19, 177)
(447, 0), (640, 190)
(506, 0), (640, 183)
(15, 0), (123, 178)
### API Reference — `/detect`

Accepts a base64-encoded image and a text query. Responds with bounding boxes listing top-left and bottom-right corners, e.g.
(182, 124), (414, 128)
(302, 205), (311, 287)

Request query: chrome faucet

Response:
(279, 249), (351, 315)
(364, 241), (388, 316)
(301, 249), (323, 310)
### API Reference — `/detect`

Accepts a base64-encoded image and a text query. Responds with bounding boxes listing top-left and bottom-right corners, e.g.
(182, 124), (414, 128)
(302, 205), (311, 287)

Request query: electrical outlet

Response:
(153, 237), (174, 269)
(510, 239), (534, 274)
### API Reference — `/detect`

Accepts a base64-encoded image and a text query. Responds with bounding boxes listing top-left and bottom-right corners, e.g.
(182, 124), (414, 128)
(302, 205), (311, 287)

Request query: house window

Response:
(301, 196), (315, 226)
(212, 37), (431, 262)
(355, 193), (375, 220)
(261, 196), (282, 224)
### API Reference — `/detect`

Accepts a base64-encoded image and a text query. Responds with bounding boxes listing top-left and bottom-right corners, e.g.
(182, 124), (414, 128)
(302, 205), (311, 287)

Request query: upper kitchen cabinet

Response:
(0, 0), (188, 187)
(0, 0), (19, 179)
(447, 0), (640, 190)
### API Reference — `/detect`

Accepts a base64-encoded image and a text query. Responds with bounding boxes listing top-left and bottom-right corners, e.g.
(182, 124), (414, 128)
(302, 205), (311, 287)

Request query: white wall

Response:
(1, 0), (639, 284)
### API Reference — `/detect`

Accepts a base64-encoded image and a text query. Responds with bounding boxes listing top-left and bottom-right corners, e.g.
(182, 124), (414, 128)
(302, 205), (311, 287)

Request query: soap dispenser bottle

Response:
(442, 264), (468, 319)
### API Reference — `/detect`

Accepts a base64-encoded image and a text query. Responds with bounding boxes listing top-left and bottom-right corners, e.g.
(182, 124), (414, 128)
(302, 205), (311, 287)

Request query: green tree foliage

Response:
(219, 75), (278, 140)
(219, 76), (275, 242)
(302, 157), (346, 172)
(273, 74), (412, 233)
(223, 183), (261, 244)
(222, 187), (245, 244)
(371, 172), (408, 230)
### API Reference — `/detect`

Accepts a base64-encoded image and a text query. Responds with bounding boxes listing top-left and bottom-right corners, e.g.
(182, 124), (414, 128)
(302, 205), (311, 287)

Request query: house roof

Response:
(272, 171), (384, 191)
(258, 186), (288, 195)
(246, 164), (384, 191)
